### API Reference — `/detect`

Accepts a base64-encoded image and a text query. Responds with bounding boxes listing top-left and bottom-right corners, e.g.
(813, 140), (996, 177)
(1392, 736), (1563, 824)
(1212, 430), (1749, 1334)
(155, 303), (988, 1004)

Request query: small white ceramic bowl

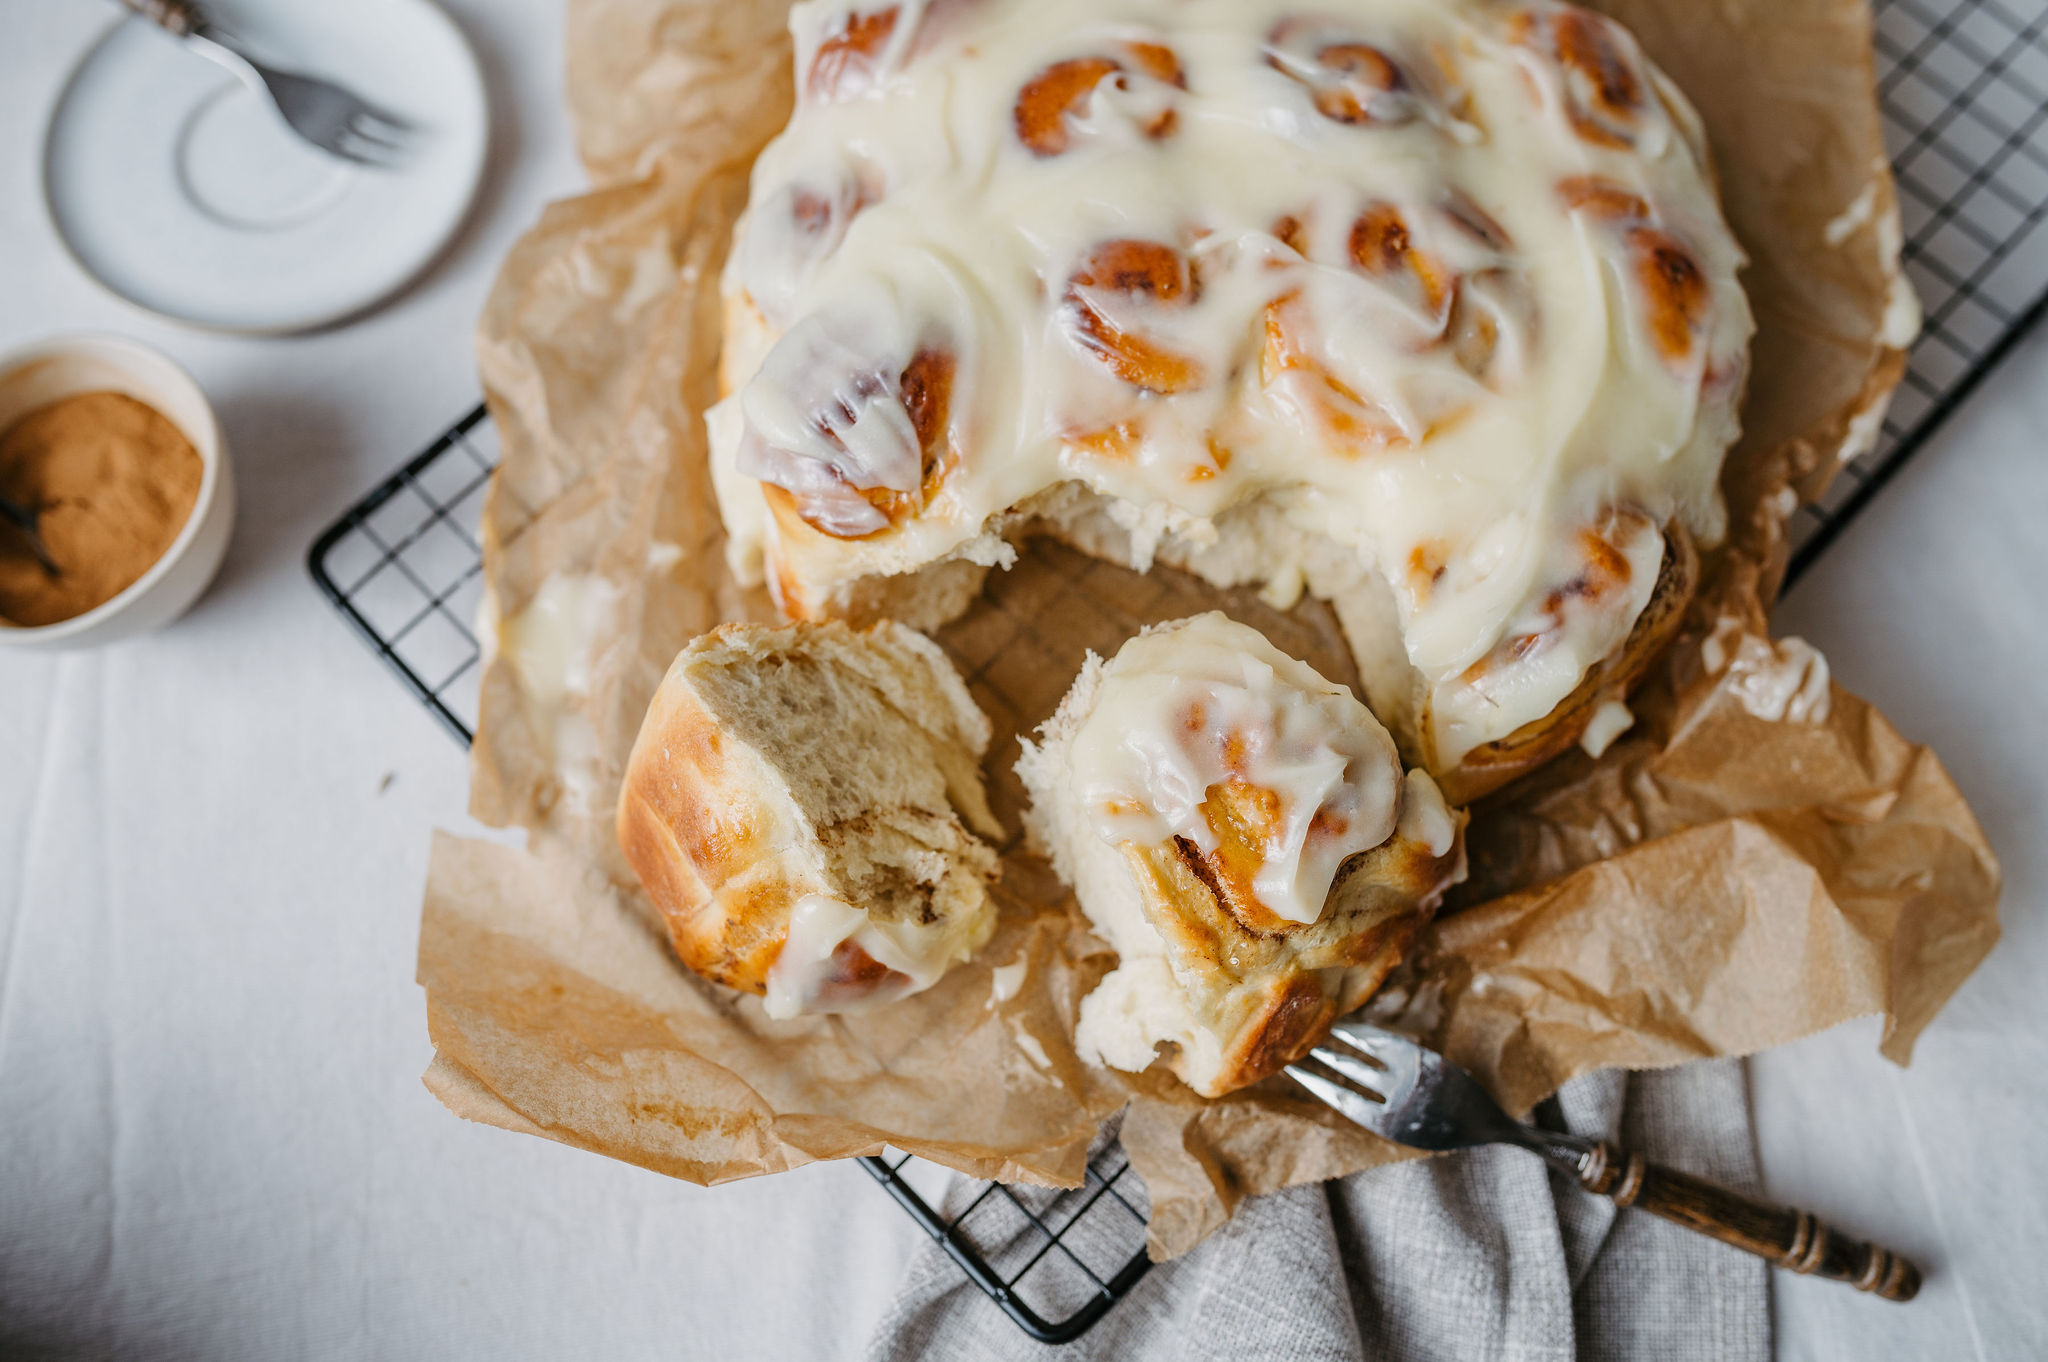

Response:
(0, 335), (236, 650)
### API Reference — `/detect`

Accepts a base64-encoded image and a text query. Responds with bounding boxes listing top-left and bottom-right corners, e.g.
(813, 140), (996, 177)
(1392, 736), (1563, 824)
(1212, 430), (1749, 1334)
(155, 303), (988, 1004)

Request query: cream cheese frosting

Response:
(712, 0), (1752, 768)
(763, 890), (992, 1019)
(1016, 613), (1464, 1093)
(1067, 612), (1405, 925)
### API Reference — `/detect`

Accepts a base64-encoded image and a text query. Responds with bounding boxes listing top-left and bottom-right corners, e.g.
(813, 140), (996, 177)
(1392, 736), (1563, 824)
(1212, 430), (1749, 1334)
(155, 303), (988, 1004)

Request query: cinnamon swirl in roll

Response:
(710, 0), (1753, 799)
(617, 620), (999, 1018)
(1017, 614), (1465, 1097)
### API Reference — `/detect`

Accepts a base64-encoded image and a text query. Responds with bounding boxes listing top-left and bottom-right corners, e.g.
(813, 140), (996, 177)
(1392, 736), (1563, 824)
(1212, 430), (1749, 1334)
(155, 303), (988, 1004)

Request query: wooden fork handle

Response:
(116, 0), (202, 37)
(1577, 1142), (1921, 1301)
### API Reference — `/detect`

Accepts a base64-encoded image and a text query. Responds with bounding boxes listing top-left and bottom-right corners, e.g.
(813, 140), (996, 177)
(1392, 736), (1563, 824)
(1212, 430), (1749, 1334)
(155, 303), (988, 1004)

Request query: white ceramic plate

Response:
(42, 0), (488, 334)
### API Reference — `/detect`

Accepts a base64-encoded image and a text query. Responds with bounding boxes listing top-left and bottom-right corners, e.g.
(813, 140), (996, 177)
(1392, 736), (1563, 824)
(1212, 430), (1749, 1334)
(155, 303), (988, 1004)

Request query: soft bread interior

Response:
(683, 620), (1000, 848)
(785, 481), (1694, 801)
(617, 620), (999, 1015)
(803, 480), (1422, 714)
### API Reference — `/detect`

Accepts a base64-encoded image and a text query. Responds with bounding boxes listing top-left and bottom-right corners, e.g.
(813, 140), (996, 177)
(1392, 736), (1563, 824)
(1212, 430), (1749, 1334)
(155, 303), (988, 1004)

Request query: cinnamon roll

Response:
(1017, 614), (1465, 1097)
(617, 620), (1000, 1017)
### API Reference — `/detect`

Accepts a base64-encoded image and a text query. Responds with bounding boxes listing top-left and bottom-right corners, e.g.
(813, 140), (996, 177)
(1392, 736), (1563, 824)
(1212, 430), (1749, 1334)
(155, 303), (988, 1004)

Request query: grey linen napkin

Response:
(865, 1059), (1767, 1362)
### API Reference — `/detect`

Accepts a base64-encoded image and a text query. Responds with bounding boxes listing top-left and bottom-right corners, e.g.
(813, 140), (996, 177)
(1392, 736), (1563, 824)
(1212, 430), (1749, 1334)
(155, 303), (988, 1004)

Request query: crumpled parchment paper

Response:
(421, 0), (2000, 1260)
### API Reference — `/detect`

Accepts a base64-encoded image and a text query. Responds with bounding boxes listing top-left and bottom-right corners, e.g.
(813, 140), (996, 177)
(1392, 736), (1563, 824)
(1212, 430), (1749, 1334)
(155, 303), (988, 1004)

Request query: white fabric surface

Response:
(2, 3), (2044, 1359)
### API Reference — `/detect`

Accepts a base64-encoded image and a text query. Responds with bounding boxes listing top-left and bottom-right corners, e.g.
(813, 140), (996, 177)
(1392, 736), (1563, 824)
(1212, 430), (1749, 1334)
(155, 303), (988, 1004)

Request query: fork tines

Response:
(1285, 1051), (1389, 1133)
(1286, 1018), (1428, 1134)
(335, 107), (417, 167)
(1306, 1039), (1391, 1094)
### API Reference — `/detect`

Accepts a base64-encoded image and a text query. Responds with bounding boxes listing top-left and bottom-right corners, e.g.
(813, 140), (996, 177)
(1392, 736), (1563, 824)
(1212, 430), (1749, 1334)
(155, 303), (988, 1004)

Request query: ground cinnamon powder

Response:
(0, 392), (204, 628)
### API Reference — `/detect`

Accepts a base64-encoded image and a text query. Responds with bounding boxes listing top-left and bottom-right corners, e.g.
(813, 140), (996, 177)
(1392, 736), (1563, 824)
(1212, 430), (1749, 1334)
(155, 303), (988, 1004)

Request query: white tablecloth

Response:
(1, 4), (2041, 1358)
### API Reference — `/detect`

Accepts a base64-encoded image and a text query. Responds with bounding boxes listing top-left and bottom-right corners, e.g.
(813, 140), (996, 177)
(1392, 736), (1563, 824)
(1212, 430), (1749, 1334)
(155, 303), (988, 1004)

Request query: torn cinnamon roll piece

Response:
(618, 621), (1000, 1019)
(1017, 614), (1465, 1097)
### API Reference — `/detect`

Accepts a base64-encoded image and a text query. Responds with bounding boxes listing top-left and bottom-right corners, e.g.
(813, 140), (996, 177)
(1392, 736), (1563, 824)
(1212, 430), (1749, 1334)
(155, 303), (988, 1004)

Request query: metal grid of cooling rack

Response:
(306, 0), (2048, 1338)
(865, 1132), (1157, 1341)
(1789, 0), (2048, 575)
(307, 406), (495, 744)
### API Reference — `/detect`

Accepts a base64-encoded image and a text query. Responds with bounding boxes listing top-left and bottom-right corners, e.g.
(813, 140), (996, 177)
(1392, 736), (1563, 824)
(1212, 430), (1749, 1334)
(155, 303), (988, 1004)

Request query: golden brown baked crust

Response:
(1121, 821), (1461, 1095)
(1435, 520), (1699, 804)
(618, 641), (798, 994)
(617, 620), (1000, 1010)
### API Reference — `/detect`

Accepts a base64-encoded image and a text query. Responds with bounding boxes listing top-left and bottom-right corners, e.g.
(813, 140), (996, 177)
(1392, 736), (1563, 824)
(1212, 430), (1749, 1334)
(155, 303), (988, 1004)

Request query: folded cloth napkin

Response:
(865, 1059), (1767, 1362)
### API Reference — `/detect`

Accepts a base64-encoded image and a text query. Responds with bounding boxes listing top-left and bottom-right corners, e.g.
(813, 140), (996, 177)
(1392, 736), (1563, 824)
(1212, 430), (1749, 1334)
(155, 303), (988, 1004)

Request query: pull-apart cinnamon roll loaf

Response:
(711, 0), (1752, 800)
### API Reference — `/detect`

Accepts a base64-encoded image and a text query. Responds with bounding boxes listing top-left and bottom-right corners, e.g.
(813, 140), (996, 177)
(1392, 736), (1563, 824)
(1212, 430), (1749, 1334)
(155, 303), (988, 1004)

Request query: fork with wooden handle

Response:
(1288, 1018), (1922, 1301)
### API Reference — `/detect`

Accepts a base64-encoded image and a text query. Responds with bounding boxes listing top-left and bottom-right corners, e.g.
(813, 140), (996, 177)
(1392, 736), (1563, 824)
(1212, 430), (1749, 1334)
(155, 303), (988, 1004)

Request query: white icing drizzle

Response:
(1700, 618), (1832, 724)
(714, 0), (1753, 767)
(1579, 695), (1634, 757)
(1881, 273), (1923, 350)
(1011, 1028), (1054, 1069)
(1725, 635), (1832, 725)
(501, 572), (618, 710)
(763, 891), (984, 1019)
(987, 958), (1028, 1008)
(1360, 974), (1447, 1034)
(1700, 612), (1744, 675)
(1823, 183), (1879, 247)
(1395, 768), (1456, 855)
(1067, 613), (1404, 925)
(1838, 394), (1890, 466)
(1872, 168), (1923, 350)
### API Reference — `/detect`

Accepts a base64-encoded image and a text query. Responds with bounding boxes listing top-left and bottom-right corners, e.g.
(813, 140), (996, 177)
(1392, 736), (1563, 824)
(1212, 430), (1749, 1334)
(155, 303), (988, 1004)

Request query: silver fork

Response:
(117, 0), (416, 168)
(1289, 1018), (1923, 1301)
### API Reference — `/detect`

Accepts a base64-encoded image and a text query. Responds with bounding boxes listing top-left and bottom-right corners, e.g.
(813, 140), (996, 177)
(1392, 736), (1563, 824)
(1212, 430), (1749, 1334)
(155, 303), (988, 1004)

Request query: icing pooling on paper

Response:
(1578, 694), (1634, 757)
(1068, 613), (1405, 925)
(712, 0), (1753, 766)
(1701, 617), (1832, 724)
(1727, 634), (1832, 724)
(500, 572), (618, 710)
(498, 572), (620, 815)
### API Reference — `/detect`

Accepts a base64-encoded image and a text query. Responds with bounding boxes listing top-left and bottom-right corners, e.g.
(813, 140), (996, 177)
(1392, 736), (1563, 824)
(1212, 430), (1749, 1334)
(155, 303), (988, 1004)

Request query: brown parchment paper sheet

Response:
(422, 0), (2002, 1259)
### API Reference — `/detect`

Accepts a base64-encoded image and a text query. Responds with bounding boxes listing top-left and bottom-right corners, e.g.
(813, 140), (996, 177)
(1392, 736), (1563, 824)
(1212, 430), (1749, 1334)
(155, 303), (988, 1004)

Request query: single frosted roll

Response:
(1018, 614), (1465, 1096)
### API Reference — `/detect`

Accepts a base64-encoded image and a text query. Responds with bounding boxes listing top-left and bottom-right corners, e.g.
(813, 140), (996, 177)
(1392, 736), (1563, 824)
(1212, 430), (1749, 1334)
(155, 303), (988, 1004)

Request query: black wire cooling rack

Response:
(307, 0), (2048, 1339)
(1789, 0), (2048, 574)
